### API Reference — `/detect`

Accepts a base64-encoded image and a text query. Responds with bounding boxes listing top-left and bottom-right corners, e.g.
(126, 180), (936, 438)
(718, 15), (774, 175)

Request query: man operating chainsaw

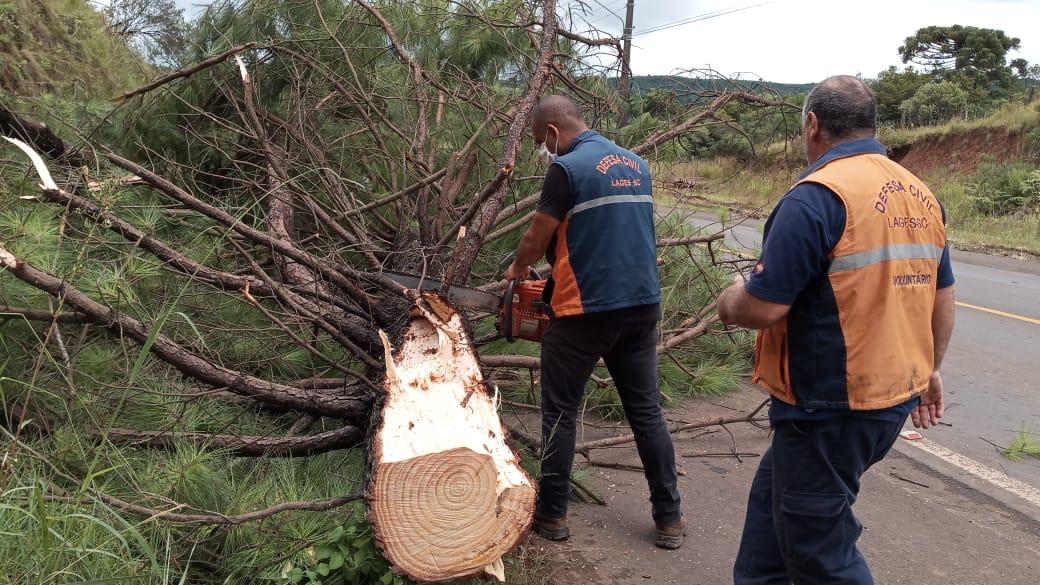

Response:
(503, 95), (685, 549)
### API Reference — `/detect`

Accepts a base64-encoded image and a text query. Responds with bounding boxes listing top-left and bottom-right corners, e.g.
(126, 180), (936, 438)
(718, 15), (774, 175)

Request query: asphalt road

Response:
(678, 211), (1040, 502)
(536, 389), (1040, 585)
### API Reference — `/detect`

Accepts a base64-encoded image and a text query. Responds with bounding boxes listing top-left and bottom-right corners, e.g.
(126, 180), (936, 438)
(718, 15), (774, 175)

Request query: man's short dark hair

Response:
(532, 95), (585, 131)
(802, 75), (877, 139)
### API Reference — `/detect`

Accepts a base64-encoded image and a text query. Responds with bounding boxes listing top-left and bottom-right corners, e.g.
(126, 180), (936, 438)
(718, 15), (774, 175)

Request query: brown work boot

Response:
(655, 516), (687, 550)
(532, 512), (570, 541)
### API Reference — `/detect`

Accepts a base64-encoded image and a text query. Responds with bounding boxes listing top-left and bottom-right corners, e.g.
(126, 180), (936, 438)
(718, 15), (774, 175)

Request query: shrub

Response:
(1024, 127), (1040, 161)
(968, 158), (1040, 215)
(899, 82), (969, 127)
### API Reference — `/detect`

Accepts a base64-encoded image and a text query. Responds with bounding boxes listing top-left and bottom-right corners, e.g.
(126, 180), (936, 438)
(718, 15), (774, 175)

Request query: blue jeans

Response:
(733, 414), (906, 584)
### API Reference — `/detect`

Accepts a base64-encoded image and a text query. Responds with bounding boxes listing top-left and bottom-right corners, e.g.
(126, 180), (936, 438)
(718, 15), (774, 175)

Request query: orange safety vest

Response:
(753, 153), (946, 410)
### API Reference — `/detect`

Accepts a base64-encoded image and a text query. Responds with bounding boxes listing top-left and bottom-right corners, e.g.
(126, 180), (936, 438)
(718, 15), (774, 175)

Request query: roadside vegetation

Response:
(650, 25), (1040, 256)
(657, 100), (1040, 257)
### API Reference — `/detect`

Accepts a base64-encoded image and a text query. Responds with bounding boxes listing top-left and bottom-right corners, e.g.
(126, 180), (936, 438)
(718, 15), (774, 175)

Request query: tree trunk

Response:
(367, 294), (535, 582)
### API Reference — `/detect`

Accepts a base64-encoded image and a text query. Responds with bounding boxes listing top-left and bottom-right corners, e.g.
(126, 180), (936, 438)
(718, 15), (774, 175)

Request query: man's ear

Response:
(806, 112), (821, 142)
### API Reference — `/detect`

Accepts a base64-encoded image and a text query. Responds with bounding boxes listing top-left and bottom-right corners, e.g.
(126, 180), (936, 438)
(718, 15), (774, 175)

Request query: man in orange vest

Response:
(718, 75), (956, 584)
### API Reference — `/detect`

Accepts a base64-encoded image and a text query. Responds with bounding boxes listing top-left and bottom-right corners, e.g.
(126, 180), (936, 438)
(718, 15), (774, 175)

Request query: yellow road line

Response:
(956, 301), (1040, 325)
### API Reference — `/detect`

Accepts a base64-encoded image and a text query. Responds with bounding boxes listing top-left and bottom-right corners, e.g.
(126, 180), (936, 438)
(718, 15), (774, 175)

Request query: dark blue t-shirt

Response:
(747, 139), (954, 422)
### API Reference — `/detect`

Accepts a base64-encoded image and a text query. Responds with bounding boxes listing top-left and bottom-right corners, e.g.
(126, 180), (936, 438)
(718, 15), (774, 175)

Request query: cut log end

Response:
(370, 447), (535, 582)
(369, 293), (534, 582)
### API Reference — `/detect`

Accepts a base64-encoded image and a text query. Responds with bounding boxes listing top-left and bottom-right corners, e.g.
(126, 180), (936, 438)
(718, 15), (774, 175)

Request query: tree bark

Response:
(93, 425), (364, 457)
(0, 107), (83, 165)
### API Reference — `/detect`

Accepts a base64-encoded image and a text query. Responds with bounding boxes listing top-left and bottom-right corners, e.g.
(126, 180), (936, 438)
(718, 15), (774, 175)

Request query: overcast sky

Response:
(174, 0), (1040, 83)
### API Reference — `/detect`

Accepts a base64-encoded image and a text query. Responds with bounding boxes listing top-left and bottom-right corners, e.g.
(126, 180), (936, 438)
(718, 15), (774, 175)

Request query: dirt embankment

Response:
(900, 127), (1027, 176)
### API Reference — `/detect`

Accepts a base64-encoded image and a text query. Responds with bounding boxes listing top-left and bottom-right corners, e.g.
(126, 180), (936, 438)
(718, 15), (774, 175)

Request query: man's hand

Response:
(504, 260), (530, 282)
(911, 370), (945, 429)
(716, 272), (789, 329)
(508, 211), (560, 281)
(717, 275), (745, 325)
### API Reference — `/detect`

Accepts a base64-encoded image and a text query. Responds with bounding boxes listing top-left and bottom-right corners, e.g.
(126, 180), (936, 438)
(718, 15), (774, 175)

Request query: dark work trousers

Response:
(732, 414), (907, 585)
(537, 305), (681, 526)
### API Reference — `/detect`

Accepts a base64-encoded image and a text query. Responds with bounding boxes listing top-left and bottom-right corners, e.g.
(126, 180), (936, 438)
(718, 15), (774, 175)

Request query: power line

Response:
(633, 1), (773, 36)
(635, 1), (771, 35)
(589, 0), (625, 23)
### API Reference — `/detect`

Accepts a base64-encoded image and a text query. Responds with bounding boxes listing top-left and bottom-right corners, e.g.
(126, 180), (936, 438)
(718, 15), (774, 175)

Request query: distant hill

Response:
(628, 75), (813, 101)
(0, 0), (149, 98)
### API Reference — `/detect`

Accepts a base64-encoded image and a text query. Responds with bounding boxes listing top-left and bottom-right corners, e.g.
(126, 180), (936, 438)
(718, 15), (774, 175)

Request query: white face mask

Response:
(535, 129), (559, 165)
(536, 142), (557, 165)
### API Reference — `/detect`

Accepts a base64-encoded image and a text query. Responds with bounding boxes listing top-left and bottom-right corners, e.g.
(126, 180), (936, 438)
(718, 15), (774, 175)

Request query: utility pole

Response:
(617, 0), (635, 126)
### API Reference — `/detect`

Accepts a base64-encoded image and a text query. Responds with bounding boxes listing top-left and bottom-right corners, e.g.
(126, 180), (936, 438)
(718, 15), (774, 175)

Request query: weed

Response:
(1002, 429), (1040, 462)
(279, 522), (405, 585)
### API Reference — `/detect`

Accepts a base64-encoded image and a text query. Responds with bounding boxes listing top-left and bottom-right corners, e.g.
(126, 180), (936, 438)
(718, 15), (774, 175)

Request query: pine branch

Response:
(104, 152), (399, 324)
(3, 425), (364, 525)
(0, 306), (89, 324)
(441, 0), (559, 285)
(0, 244), (370, 418)
(91, 424), (364, 457)
(113, 42), (260, 101)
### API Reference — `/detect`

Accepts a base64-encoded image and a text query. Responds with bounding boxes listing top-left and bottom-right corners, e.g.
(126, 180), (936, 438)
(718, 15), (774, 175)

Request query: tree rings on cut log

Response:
(369, 293), (535, 583)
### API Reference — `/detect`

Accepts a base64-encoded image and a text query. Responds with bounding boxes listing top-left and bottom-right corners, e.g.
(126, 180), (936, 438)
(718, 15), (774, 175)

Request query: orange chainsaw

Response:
(385, 271), (551, 343)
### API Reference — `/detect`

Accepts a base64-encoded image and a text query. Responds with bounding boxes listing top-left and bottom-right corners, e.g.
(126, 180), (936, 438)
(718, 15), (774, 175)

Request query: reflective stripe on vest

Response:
(829, 242), (945, 274)
(569, 194), (653, 217)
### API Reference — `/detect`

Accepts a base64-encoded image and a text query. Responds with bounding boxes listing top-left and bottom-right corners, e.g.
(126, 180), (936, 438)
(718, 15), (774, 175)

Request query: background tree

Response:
(97, 0), (188, 67)
(1015, 62), (1040, 101)
(1011, 57), (1030, 78)
(642, 88), (683, 119)
(870, 66), (929, 125)
(898, 25), (1022, 99)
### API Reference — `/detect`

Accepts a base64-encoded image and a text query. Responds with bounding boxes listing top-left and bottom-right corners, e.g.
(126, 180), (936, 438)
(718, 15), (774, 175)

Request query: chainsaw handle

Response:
(503, 278), (518, 343)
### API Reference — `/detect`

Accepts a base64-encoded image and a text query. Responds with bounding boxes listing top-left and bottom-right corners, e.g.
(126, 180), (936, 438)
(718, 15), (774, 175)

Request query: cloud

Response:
(575, 0), (1040, 82)
(170, 0), (1040, 83)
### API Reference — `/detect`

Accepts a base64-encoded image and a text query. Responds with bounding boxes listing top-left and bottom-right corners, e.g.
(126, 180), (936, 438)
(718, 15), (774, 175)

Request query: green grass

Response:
(652, 159), (798, 212)
(0, 0), (150, 99)
(881, 100), (1040, 148)
(929, 170), (1040, 254)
